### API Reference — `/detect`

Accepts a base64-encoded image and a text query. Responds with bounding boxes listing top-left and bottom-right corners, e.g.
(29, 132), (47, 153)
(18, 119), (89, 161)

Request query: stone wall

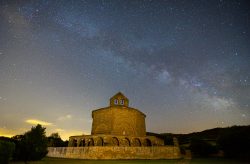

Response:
(112, 107), (146, 136)
(91, 107), (146, 137)
(47, 146), (181, 159)
(91, 107), (112, 135)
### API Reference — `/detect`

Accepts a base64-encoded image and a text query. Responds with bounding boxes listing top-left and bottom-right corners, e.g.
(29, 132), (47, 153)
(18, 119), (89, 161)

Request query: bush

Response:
(217, 126), (250, 160)
(163, 135), (174, 145)
(190, 137), (218, 157)
(0, 140), (15, 164)
(47, 133), (67, 147)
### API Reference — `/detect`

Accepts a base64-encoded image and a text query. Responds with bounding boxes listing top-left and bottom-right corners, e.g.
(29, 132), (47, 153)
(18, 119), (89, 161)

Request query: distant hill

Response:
(147, 125), (250, 145)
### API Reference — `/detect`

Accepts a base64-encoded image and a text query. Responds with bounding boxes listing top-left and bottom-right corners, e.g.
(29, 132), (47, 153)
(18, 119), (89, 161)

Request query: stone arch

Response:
(133, 138), (141, 146)
(95, 137), (104, 146)
(111, 137), (119, 146)
(121, 137), (130, 146)
(79, 139), (85, 147)
(87, 138), (94, 146)
(145, 138), (152, 146)
(73, 139), (77, 147)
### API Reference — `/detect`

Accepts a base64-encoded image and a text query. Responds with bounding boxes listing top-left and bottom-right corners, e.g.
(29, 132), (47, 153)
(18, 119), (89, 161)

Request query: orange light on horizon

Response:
(25, 119), (53, 126)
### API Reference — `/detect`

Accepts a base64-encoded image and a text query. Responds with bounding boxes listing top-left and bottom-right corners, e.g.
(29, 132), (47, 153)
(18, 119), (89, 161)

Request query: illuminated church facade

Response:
(68, 92), (163, 147)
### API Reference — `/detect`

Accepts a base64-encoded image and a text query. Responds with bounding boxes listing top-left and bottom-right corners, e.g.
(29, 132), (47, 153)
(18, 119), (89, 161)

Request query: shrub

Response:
(0, 140), (15, 164)
(217, 126), (250, 160)
(190, 137), (217, 157)
(47, 133), (67, 147)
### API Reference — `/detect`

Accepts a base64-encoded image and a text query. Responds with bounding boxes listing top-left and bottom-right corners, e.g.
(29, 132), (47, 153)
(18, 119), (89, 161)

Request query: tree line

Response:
(148, 125), (250, 161)
(0, 124), (67, 163)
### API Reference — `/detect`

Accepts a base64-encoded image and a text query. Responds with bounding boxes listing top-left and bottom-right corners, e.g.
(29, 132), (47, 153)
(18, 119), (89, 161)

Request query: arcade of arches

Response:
(68, 135), (159, 147)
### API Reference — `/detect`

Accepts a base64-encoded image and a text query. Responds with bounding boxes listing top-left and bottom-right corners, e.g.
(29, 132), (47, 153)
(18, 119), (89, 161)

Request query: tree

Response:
(12, 135), (25, 161)
(50, 133), (60, 139)
(12, 124), (48, 162)
(47, 133), (67, 147)
(0, 140), (15, 164)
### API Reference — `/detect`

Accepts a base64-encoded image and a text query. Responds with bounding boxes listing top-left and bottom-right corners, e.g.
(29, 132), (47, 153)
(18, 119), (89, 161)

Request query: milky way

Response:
(0, 0), (249, 140)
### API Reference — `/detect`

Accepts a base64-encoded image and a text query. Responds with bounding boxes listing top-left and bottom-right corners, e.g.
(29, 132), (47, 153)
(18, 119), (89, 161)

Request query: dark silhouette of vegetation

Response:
(0, 127), (71, 163)
(162, 134), (174, 145)
(12, 135), (25, 161)
(190, 137), (218, 157)
(12, 124), (48, 162)
(47, 133), (68, 147)
(149, 125), (250, 161)
(0, 140), (15, 164)
(1, 125), (249, 162)
(217, 126), (250, 160)
(0, 136), (14, 142)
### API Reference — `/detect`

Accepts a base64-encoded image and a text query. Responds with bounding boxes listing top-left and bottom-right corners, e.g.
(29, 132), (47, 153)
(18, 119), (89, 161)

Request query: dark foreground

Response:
(10, 157), (249, 164)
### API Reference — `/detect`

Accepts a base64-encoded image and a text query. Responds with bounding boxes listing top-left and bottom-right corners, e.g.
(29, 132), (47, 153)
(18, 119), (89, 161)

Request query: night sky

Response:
(0, 0), (249, 140)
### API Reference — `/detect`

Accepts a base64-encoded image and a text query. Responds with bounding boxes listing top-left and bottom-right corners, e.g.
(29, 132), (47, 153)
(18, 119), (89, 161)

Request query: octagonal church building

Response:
(48, 92), (181, 159)
(69, 92), (163, 147)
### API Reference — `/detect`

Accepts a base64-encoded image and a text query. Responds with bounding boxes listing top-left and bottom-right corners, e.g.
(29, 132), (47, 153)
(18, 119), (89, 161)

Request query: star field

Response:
(0, 0), (249, 140)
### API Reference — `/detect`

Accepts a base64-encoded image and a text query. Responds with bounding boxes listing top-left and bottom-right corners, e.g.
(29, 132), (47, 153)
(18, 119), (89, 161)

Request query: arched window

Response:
(120, 99), (124, 105)
(114, 99), (118, 105)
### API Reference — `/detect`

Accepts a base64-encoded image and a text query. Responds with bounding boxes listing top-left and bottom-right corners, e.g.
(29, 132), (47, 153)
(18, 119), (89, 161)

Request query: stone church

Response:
(68, 92), (164, 147)
(48, 92), (181, 159)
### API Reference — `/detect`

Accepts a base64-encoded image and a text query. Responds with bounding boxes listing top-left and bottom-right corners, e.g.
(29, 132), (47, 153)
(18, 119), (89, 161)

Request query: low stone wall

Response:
(47, 146), (181, 159)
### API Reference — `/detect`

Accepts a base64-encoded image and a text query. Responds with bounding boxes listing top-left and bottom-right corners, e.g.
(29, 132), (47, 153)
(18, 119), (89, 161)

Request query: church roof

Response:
(110, 92), (128, 100)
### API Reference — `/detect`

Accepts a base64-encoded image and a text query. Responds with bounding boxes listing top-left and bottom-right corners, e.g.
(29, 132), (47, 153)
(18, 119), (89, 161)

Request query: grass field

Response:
(10, 157), (249, 164)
